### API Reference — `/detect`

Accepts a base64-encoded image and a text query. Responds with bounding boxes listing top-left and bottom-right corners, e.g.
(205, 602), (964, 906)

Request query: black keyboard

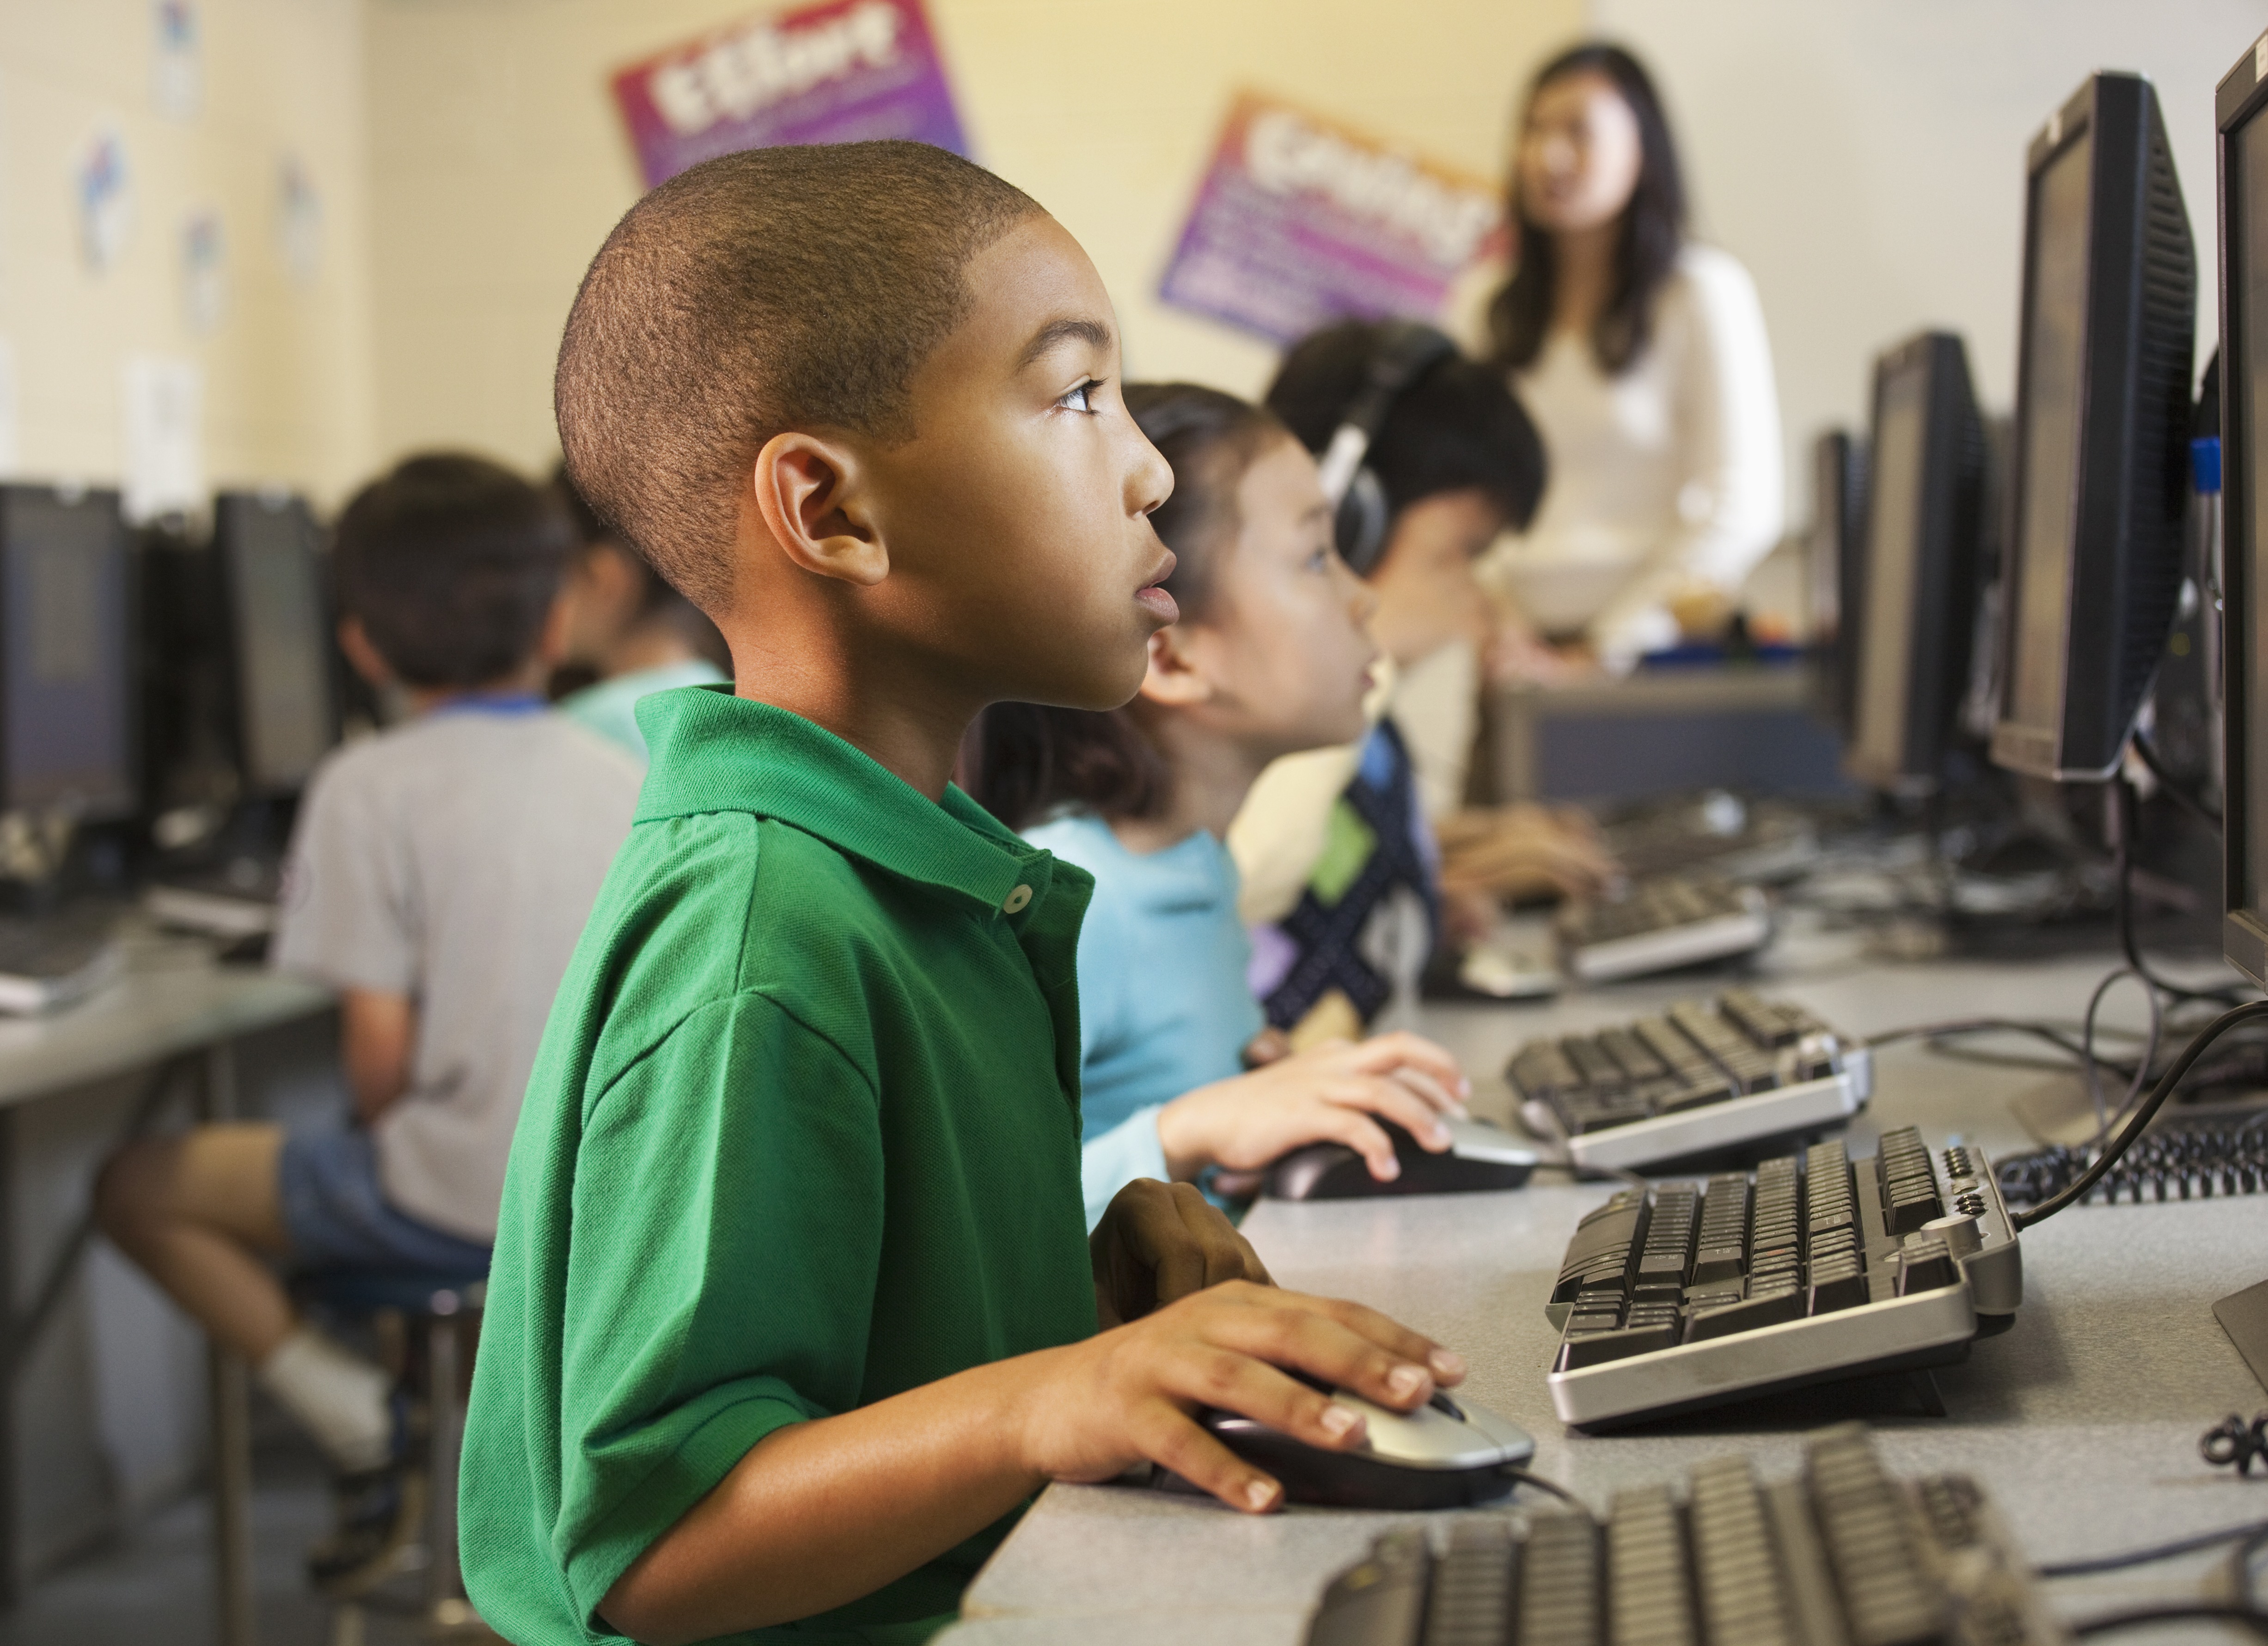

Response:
(1556, 877), (1772, 984)
(1997, 1105), (2268, 1208)
(1307, 1425), (2063, 1646)
(1602, 791), (1822, 883)
(1544, 1127), (2021, 1429)
(1507, 990), (1871, 1172)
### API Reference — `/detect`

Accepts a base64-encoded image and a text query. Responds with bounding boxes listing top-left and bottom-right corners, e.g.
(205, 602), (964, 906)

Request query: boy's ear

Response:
(750, 431), (888, 587)
(337, 617), (395, 690)
(1134, 625), (1212, 708)
(533, 585), (575, 670)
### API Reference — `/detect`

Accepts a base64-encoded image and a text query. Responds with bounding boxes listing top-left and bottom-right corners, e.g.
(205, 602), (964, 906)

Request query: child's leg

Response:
(95, 1122), (295, 1359)
(97, 1124), (395, 1473)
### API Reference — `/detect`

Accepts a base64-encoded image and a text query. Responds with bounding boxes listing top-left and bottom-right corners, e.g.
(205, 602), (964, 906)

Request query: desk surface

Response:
(944, 951), (2268, 1645)
(0, 927), (332, 1109)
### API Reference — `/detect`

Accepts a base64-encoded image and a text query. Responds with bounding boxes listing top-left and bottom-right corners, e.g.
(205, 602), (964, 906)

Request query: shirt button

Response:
(1003, 884), (1033, 914)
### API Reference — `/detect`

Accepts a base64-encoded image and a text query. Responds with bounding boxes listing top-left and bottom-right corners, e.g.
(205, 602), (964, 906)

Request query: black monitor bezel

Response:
(212, 489), (338, 799)
(2220, 37), (2268, 988)
(0, 484), (138, 822)
(1845, 331), (1984, 796)
(1992, 70), (2195, 783)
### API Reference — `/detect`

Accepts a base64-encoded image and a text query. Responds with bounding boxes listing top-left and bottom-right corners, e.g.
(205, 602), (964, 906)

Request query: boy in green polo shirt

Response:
(460, 141), (1469, 1646)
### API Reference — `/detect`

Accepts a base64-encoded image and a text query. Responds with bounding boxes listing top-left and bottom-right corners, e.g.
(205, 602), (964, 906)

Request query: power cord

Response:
(2010, 999), (2268, 1229)
(2070, 1604), (2268, 1637)
(2112, 775), (2249, 1009)
(2131, 729), (2223, 827)
(2205, 1414), (2268, 1476)
(1502, 1466), (1585, 1510)
(2041, 1517), (2268, 1577)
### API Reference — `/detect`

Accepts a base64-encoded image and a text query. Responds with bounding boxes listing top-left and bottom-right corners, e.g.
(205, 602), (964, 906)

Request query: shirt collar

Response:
(635, 686), (1071, 921)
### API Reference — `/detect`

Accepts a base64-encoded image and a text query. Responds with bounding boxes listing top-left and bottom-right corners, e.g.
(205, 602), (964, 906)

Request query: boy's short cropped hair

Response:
(555, 140), (1042, 611)
(334, 452), (572, 689)
(1264, 320), (1549, 534)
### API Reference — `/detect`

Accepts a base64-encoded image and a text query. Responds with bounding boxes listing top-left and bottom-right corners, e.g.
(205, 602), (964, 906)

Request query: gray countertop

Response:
(946, 951), (2268, 1644)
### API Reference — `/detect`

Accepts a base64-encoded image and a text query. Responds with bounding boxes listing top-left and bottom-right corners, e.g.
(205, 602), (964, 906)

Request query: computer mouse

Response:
(1162, 1381), (1536, 1510)
(1264, 1116), (1539, 1201)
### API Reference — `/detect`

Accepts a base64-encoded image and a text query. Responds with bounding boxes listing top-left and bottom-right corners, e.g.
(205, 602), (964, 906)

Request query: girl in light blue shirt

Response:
(972, 384), (1470, 1227)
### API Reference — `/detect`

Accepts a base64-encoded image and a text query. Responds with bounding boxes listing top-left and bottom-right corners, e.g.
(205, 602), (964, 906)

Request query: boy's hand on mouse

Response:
(1156, 1032), (1469, 1186)
(1091, 1179), (1271, 1329)
(1020, 1280), (1465, 1514)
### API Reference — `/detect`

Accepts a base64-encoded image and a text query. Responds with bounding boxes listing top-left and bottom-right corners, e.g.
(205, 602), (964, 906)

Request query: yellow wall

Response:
(0, 0), (375, 506)
(364, 0), (1585, 476)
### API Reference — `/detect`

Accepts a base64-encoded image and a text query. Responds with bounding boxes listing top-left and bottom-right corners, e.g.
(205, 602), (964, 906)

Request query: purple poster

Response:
(1160, 92), (1504, 345)
(611, 0), (968, 189)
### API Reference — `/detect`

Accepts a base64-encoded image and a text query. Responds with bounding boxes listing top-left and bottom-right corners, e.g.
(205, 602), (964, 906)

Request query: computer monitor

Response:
(2219, 41), (2268, 987)
(1991, 71), (2197, 783)
(1807, 429), (1868, 738)
(1844, 332), (1986, 796)
(0, 486), (136, 821)
(213, 490), (336, 796)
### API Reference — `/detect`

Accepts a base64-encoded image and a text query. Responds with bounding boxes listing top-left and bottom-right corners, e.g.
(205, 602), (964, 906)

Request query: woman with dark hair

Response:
(1475, 42), (1783, 676)
(968, 383), (1469, 1227)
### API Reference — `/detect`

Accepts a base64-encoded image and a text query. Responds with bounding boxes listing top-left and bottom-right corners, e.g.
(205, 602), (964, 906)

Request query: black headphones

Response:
(1315, 321), (1460, 577)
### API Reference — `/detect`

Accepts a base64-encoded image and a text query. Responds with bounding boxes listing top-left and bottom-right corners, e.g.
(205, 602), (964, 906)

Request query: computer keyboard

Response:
(1601, 790), (1823, 884)
(1544, 1126), (2020, 1429)
(1557, 876), (1771, 984)
(1306, 1425), (2066, 1646)
(0, 906), (125, 1014)
(1507, 990), (1872, 1172)
(1997, 1104), (2268, 1208)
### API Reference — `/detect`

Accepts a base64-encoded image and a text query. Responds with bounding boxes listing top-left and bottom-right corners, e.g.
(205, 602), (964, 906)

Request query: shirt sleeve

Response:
(1080, 1106), (1171, 1231)
(552, 992), (886, 1627)
(270, 754), (418, 995)
(1587, 249), (1787, 670)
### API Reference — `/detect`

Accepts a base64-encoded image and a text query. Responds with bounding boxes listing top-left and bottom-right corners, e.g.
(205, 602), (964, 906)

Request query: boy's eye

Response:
(1057, 378), (1102, 415)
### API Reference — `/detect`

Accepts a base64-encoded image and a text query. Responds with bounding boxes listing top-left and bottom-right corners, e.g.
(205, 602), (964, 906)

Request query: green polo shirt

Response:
(460, 686), (1099, 1646)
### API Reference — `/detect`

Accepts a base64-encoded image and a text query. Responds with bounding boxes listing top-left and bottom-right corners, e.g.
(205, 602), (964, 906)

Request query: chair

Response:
(208, 1265), (491, 1646)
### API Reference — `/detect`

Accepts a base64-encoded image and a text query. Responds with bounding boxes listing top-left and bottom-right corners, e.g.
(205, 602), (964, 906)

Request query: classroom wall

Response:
(0, 0), (377, 507)
(1595, 0), (2259, 528)
(362, 0), (1585, 477)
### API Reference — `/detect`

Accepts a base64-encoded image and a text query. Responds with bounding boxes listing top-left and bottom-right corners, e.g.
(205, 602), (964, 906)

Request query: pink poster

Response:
(1160, 92), (1504, 345)
(611, 0), (968, 189)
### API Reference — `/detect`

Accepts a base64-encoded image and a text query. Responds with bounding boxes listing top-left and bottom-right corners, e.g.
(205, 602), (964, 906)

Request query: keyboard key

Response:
(1896, 1236), (1960, 1295)
(1606, 1484), (1694, 1646)
(1688, 1457), (1797, 1646)
(1683, 1285), (1803, 1342)
(1420, 1520), (1512, 1646)
(1805, 1426), (1948, 1646)
(1516, 1515), (1600, 1646)
(1556, 1318), (1680, 1371)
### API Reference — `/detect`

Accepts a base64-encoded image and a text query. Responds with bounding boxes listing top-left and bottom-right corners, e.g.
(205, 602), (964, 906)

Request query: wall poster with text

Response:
(1160, 92), (1503, 346)
(611, 0), (968, 189)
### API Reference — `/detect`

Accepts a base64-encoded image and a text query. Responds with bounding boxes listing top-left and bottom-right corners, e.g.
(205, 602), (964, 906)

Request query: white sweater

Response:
(1471, 243), (1785, 668)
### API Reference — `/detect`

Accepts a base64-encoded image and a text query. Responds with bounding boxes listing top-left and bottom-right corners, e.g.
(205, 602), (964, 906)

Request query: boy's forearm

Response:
(599, 1349), (1062, 1645)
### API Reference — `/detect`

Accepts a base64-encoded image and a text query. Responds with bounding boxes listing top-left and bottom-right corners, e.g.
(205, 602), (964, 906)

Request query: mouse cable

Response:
(1501, 1466), (1585, 1512)
(2130, 729), (2223, 827)
(2011, 998), (2268, 1229)
(2069, 1603), (2268, 1638)
(2038, 1517), (2268, 1578)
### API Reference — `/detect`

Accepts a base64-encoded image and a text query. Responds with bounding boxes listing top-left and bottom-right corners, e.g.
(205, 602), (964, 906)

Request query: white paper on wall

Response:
(120, 355), (203, 523)
(76, 124), (132, 274)
(151, 0), (202, 121)
(276, 153), (321, 287)
(181, 208), (225, 334)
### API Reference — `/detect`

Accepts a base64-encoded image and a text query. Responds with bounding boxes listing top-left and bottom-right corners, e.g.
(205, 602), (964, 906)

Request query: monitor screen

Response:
(1, 491), (134, 817)
(1850, 367), (1926, 780)
(223, 497), (334, 793)
(2237, 102), (2268, 932)
(2004, 132), (2094, 741)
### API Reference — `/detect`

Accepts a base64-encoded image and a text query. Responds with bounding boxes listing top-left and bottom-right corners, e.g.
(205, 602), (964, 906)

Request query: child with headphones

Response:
(968, 382), (1473, 1223)
(1239, 321), (1615, 1049)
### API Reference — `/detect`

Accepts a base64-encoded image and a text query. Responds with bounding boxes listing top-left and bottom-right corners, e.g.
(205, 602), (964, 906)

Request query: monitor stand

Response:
(2215, 1279), (2268, 1397)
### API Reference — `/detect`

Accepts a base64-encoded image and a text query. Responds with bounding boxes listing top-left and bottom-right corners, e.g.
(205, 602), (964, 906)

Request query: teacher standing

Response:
(1474, 43), (1783, 677)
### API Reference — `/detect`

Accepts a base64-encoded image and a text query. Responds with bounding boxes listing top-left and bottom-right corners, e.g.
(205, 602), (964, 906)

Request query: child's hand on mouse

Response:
(1089, 1179), (1272, 1329)
(1155, 1031), (1469, 1189)
(1021, 1279), (1465, 1513)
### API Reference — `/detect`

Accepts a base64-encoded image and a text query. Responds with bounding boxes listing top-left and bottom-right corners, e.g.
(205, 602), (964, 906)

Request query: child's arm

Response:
(600, 1280), (1459, 1645)
(340, 987), (416, 1125)
(1153, 1032), (1471, 1184)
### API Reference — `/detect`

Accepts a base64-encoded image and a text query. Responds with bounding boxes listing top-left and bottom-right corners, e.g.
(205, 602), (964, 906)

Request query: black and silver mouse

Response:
(1162, 1381), (1536, 1510)
(1265, 1115), (1540, 1201)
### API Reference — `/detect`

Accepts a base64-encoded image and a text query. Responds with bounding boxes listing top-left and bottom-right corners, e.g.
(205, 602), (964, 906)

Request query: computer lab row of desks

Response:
(941, 953), (2268, 1646)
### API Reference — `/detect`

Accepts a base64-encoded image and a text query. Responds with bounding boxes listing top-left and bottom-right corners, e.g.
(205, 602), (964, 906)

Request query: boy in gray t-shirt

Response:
(97, 454), (642, 1595)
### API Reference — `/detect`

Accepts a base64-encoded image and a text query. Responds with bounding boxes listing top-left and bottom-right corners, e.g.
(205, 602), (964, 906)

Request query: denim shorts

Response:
(277, 1127), (492, 1275)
